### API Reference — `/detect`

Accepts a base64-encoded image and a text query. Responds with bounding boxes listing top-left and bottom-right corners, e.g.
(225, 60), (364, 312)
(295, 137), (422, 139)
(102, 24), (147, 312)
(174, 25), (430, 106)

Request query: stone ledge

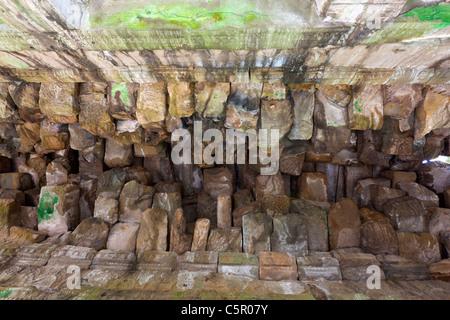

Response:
(0, 66), (446, 84)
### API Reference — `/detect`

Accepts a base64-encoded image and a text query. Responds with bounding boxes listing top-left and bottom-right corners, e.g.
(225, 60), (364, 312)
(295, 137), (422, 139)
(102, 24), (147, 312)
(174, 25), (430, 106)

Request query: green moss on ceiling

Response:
(361, 3), (450, 45)
(89, 2), (265, 30)
(402, 3), (450, 29)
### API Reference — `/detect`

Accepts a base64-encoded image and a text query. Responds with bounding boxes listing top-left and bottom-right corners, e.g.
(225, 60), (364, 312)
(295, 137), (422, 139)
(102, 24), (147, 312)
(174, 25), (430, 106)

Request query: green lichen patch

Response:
(0, 289), (13, 299)
(37, 190), (59, 223)
(361, 4), (450, 45)
(111, 83), (131, 106)
(89, 2), (265, 30)
(354, 99), (362, 113)
(403, 3), (450, 29)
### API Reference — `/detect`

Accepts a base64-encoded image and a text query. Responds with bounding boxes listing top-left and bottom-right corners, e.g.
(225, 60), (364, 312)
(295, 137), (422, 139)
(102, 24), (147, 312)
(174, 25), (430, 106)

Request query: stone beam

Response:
(0, 0), (71, 32)
(315, 0), (409, 24)
(0, 65), (447, 85)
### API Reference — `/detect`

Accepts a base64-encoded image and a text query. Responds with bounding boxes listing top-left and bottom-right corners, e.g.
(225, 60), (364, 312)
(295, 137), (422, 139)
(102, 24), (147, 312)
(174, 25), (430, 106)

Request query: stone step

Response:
(376, 254), (431, 281)
(47, 245), (97, 270)
(136, 251), (177, 272)
(176, 251), (219, 272)
(90, 249), (136, 271)
(10, 243), (59, 267)
(297, 252), (342, 281)
(218, 252), (259, 279)
(331, 248), (386, 282)
(259, 251), (298, 281)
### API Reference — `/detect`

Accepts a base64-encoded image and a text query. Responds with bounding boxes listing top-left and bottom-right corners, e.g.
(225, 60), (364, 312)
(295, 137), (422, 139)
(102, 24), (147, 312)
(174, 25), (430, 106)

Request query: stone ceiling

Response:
(0, 0), (448, 84)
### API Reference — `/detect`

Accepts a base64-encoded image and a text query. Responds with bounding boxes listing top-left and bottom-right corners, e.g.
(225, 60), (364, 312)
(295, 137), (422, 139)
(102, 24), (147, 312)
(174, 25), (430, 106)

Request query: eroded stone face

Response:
(379, 118), (414, 156)
(349, 85), (384, 130)
(106, 222), (140, 253)
(79, 83), (115, 138)
(136, 208), (168, 254)
(298, 252), (342, 281)
(168, 82), (195, 118)
(313, 86), (352, 154)
(216, 194), (232, 229)
(70, 217), (109, 251)
(417, 161), (450, 194)
(297, 172), (327, 202)
(429, 259), (450, 282)
(16, 122), (41, 147)
(397, 182), (439, 208)
(224, 104), (259, 132)
(39, 82), (79, 124)
(96, 168), (127, 200)
(218, 252), (258, 278)
(328, 198), (360, 250)
(429, 207), (450, 239)
(259, 251), (298, 281)
(195, 82), (230, 119)
(136, 82), (167, 127)
(383, 84), (423, 132)
(397, 232), (441, 265)
(287, 84), (315, 140)
(414, 85), (450, 140)
(232, 202), (260, 228)
(242, 213), (272, 255)
(203, 167), (234, 199)
(48, 245), (97, 270)
(376, 254), (431, 281)
(364, 185), (405, 212)
(261, 195), (290, 217)
(0, 199), (20, 237)
(39, 119), (70, 151)
(169, 208), (191, 255)
(291, 199), (329, 252)
(191, 218), (210, 252)
(37, 184), (80, 237)
(254, 172), (284, 201)
(207, 228), (242, 253)
(331, 250), (385, 282)
(8, 82), (43, 123)
(383, 196), (429, 233)
(90, 249), (136, 271)
(152, 192), (182, 223)
(94, 196), (119, 226)
(271, 213), (308, 257)
(109, 83), (139, 120)
(260, 99), (292, 139)
(279, 152), (305, 176)
(360, 221), (399, 255)
(104, 138), (133, 168)
(119, 180), (155, 223)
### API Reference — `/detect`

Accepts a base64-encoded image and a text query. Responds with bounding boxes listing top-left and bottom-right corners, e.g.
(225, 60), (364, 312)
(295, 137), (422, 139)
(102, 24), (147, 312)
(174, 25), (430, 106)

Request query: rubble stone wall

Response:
(0, 80), (449, 281)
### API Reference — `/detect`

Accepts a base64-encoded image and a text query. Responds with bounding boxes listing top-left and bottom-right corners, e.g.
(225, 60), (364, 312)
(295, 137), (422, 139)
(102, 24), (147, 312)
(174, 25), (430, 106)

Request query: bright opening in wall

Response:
(422, 155), (450, 164)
